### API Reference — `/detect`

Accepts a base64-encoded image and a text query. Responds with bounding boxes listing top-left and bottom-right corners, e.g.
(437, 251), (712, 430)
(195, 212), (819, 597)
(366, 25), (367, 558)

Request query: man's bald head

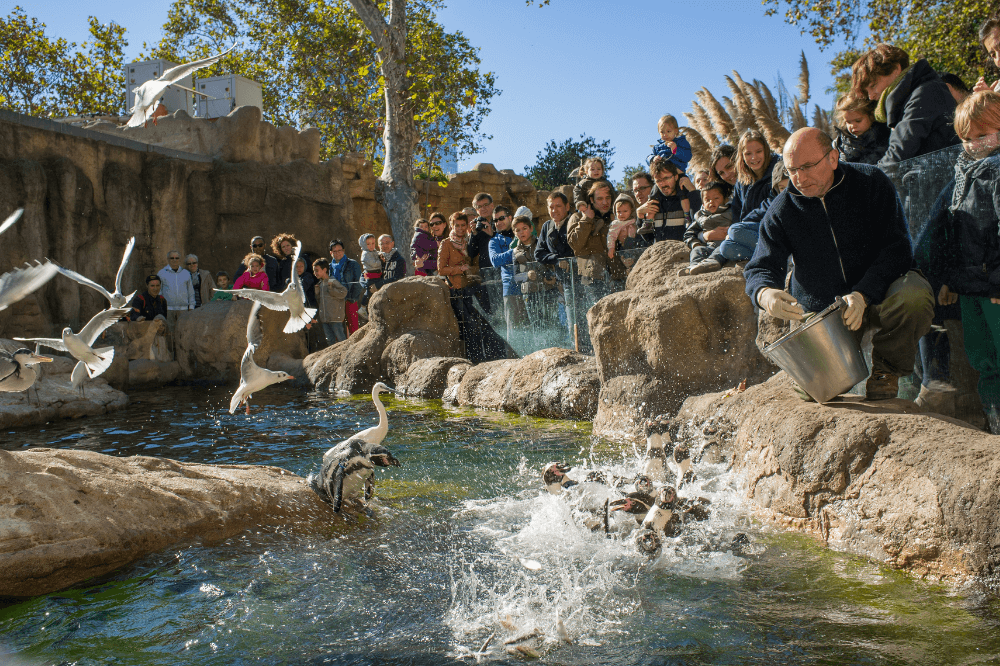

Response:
(782, 127), (839, 198)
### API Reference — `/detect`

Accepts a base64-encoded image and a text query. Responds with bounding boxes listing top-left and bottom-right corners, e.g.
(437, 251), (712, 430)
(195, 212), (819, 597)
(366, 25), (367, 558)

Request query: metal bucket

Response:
(762, 297), (870, 403)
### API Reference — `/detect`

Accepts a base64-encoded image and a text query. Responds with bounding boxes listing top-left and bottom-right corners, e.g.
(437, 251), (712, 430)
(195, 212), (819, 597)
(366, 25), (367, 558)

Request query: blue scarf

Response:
(332, 255), (347, 283)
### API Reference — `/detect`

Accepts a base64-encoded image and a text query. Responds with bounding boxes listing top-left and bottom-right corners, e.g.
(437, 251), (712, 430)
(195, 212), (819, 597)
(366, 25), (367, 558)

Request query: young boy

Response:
(210, 272), (236, 301)
(648, 115), (692, 173)
(573, 157), (613, 211)
(680, 182), (733, 272)
(312, 258), (350, 345)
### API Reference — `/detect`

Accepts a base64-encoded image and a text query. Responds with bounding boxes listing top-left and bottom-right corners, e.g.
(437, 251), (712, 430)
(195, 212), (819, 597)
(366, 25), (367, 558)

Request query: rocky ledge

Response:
(0, 447), (334, 597)
(677, 372), (999, 581)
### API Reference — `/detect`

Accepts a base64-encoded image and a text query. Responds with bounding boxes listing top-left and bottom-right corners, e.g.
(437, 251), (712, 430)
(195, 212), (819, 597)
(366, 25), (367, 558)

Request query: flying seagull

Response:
(17, 307), (130, 379)
(125, 44), (237, 128)
(0, 261), (59, 312)
(55, 236), (136, 308)
(0, 207), (24, 237)
(214, 240), (318, 333)
(229, 302), (294, 414)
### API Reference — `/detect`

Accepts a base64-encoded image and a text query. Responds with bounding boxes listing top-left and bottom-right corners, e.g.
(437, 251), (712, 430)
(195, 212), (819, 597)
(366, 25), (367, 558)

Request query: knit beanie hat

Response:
(514, 205), (533, 220)
(358, 233), (374, 249)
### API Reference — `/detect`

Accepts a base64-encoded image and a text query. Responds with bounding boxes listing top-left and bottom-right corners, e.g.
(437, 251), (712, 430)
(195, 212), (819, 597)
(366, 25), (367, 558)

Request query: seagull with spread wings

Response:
(0, 207), (59, 311)
(125, 45), (237, 128)
(55, 236), (136, 308)
(230, 302), (294, 414)
(16, 307), (130, 379)
(214, 240), (318, 333)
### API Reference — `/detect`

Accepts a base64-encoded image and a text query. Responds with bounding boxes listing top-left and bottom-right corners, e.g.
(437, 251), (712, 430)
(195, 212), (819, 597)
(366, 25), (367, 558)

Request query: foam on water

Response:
(443, 436), (756, 655)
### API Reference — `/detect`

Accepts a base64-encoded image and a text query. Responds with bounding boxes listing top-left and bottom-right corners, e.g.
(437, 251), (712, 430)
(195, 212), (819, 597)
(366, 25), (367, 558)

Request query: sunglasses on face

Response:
(494, 215), (507, 222)
(432, 222), (445, 227)
(186, 261), (197, 265)
(252, 243), (264, 248)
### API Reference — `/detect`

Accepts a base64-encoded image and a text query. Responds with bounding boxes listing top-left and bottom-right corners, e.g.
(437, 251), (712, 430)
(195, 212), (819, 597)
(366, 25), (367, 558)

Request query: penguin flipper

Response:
(308, 472), (333, 505)
(364, 476), (374, 502)
(332, 462), (346, 513)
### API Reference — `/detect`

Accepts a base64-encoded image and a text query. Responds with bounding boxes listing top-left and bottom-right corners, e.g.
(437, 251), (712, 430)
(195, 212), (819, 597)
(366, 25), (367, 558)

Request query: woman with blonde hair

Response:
(916, 90), (1000, 430)
(682, 129), (781, 276)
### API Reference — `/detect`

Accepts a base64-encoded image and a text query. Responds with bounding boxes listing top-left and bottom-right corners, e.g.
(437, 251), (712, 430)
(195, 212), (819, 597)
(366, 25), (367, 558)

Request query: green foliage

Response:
(524, 134), (615, 191)
(763, 0), (996, 94)
(62, 18), (128, 116)
(615, 163), (648, 193)
(146, 0), (498, 168)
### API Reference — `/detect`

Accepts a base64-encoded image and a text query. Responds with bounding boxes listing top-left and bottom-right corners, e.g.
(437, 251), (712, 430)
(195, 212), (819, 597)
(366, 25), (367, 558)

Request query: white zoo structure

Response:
(196, 74), (263, 119)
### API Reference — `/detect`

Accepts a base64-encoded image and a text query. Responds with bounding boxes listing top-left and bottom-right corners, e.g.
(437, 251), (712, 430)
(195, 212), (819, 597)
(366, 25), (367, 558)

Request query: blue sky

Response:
(11, 0), (851, 182)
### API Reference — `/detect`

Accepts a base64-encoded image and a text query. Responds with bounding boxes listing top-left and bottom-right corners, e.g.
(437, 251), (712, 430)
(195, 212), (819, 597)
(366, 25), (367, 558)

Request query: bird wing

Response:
(246, 301), (263, 350)
(215, 289), (289, 312)
(158, 45), (237, 85)
(78, 307), (130, 346)
(114, 237), (136, 296)
(0, 208), (24, 237)
(0, 353), (18, 384)
(55, 265), (114, 303)
(14, 337), (68, 352)
(0, 261), (59, 311)
(124, 84), (162, 128)
(289, 241), (306, 303)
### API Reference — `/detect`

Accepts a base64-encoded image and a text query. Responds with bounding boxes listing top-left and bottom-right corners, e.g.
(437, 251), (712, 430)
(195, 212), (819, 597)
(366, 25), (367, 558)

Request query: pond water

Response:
(2, 386), (1000, 665)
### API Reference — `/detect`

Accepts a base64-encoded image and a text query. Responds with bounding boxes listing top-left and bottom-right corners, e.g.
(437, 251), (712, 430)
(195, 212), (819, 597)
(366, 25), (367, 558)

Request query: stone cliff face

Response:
(0, 110), (388, 340)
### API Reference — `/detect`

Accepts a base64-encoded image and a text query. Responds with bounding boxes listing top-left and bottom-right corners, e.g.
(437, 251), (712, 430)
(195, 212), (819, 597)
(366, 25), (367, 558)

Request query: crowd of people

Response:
(126, 232), (409, 349)
(399, 12), (1000, 430)
(120, 13), (1000, 429)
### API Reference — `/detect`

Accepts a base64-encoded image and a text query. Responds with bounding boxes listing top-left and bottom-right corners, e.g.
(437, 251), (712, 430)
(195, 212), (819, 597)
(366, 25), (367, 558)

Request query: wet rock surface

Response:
(677, 371), (998, 580)
(591, 241), (771, 440)
(455, 348), (600, 420)
(0, 447), (332, 597)
(303, 277), (461, 392)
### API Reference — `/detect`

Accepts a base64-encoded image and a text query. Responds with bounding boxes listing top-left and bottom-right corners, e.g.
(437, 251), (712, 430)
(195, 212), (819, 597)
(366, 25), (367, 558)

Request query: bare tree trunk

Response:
(347, 0), (420, 264)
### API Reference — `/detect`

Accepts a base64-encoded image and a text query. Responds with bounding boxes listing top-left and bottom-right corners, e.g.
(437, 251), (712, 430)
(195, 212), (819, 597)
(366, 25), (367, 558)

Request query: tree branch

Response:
(346, 0), (390, 54)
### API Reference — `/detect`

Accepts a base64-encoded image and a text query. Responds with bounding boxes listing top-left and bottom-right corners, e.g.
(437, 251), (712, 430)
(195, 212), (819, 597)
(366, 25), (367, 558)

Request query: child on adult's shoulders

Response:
(647, 114), (693, 174)
(681, 182), (733, 271)
(607, 192), (638, 260)
(833, 94), (891, 165)
(573, 157), (613, 211)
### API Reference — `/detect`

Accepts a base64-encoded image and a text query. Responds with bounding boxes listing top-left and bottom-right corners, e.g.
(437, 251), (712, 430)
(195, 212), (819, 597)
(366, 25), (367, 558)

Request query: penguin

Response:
(542, 461), (577, 494)
(668, 443), (693, 489)
(642, 415), (671, 483)
(608, 491), (655, 524)
(309, 438), (401, 512)
(635, 487), (679, 556)
(633, 474), (654, 496)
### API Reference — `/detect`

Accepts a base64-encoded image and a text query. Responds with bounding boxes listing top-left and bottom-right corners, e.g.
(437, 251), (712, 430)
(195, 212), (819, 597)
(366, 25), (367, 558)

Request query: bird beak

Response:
(608, 499), (629, 513)
(32, 354), (53, 363)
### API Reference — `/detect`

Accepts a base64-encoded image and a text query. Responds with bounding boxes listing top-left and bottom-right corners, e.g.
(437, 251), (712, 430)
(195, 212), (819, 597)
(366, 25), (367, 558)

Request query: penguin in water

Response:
(608, 491), (655, 525)
(310, 438), (401, 512)
(635, 486), (679, 556)
(642, 415), (672, 484)
(668, 443), (694, 489)
(542, 461), (577, 494)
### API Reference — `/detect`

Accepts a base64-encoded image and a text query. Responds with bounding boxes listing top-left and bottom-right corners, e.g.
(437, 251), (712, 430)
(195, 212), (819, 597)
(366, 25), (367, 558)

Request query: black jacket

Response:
(468, 217), (495, 268)
(878, 59), (960, 168)
(382, 249), (407, 283)
(745, 162), (913, 313)
(835, 123), (891, 165)
(915, 154), (1000, 299)
(127, 291), (168, 322)
(731, 154), (780, 227)
(535, 216), (574, 264)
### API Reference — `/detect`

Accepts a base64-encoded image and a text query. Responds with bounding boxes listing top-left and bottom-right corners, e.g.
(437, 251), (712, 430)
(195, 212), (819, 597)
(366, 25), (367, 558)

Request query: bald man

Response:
(744, 127), (934, 401)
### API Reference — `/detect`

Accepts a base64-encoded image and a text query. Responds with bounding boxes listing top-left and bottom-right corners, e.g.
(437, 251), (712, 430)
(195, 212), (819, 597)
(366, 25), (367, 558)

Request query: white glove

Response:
(513, 273), (529, 283)
(842, 291), (866, 331)
(757, 288), (805, 321)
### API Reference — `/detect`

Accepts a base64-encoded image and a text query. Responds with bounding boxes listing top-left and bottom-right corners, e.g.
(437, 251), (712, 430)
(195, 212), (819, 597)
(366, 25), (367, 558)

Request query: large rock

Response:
(676, 372), (998, 581)
(0, 339), (128, 429)
(455, 347), (600, 419)
(590, 241), (771, 440)
(0, 447), (333, 597)
(303, 277), (462, 392)
(173, 300), (307, 382)
(396, 357), (471, 399)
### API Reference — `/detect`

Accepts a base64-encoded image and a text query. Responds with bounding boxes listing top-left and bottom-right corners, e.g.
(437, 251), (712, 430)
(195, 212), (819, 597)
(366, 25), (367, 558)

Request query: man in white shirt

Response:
(157, 249), (195, 332)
